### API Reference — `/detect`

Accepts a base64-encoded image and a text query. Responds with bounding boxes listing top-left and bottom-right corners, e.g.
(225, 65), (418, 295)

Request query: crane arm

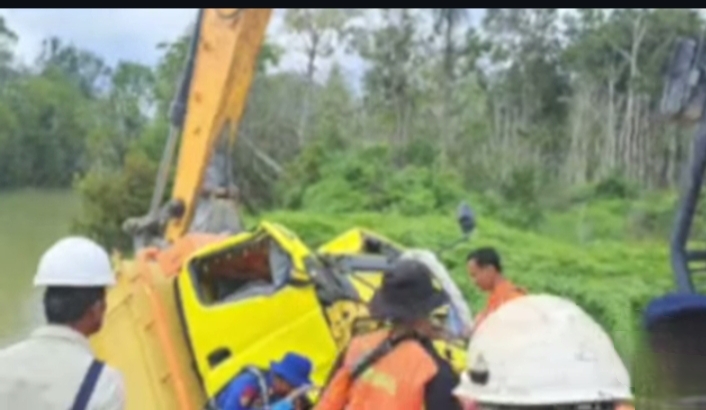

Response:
(124, 8), (272, 247)
(165, 8), (272, 242)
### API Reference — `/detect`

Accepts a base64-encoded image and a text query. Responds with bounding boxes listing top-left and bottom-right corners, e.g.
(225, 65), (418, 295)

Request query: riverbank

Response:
(0, 189), (79, 345)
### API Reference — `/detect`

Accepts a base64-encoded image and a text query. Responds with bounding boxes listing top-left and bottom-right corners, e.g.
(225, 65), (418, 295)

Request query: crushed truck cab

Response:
(90, 223), (468, 410)
(175, 222), (342, 397)
(93, 222), (358, 408)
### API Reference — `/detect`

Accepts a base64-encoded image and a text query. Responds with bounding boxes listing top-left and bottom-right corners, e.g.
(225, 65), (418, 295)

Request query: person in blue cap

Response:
(215, 352), (313, 410)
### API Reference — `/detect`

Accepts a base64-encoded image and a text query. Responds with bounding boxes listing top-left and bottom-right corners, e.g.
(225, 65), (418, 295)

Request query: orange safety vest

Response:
(316, 330), (439, 410)
(475, 279), (526, 329)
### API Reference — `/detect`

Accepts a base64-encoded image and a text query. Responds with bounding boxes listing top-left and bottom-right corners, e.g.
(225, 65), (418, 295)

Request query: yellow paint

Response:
(317, 228), (404, 256)
(90, 257), (205, 410)
(176, 222), (340, 397)
(432, 340), (467, 374)
(166, 9), (272, 241)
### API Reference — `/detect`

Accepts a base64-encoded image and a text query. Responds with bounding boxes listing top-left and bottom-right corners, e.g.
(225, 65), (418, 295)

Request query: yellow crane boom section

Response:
(92, 10), (276, 410)
(165, 9), (272, 242)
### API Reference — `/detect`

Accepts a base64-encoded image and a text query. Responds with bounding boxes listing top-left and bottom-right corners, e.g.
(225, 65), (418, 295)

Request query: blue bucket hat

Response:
(270, 353), (312, 388)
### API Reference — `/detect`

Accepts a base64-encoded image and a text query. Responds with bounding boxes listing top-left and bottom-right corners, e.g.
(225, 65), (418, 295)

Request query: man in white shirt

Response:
(0, 236), (125, 410)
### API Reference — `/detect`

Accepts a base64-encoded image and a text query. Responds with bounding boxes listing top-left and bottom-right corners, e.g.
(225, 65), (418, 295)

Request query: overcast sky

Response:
(0, 9), (370, 86)
(0, 9), (486, 91)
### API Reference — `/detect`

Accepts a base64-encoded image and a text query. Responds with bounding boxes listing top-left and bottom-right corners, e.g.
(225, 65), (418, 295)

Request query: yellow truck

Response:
(91, 9), (470, 410)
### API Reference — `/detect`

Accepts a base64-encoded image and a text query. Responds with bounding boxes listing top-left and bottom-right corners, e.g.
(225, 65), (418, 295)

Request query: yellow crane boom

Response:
(166, 8), (271, 241)
(124, 8), (272, 248)
(95, 10), (276, 409)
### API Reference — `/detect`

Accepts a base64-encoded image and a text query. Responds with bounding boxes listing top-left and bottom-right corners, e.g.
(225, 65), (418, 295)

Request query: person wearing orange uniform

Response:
(315, 259), (462, 410)
(466, 247), (526, 329)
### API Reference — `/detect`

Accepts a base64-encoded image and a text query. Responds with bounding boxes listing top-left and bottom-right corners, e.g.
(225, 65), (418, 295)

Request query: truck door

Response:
(175, 230), (339, 398)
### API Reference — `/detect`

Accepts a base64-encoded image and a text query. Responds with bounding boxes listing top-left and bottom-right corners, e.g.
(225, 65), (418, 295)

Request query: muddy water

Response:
(0, 190), (79, 346)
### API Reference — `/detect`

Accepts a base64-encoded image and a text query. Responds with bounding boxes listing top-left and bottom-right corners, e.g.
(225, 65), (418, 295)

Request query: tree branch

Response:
(239, 133), (284, 175)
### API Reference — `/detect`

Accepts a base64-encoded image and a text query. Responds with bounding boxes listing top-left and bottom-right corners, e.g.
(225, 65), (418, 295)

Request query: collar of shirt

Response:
(30, 325), (92, 353)
(488, 279), (523, 305)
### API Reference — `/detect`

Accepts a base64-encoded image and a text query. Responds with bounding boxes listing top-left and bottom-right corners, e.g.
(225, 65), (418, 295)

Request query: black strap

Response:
(71, 359), (105, 410)
(349, 332), (419, 381)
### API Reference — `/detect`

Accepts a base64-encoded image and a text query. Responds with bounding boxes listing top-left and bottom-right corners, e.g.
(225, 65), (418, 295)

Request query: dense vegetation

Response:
(2, 9), (705, 394)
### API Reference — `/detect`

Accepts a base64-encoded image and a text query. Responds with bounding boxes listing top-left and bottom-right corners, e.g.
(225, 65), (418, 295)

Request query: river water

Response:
(0, 190), (80, 347)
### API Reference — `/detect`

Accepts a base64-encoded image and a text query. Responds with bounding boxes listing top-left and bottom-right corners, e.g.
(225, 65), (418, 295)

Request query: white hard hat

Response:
(453, 294), (632, 406)
(34, 236), (116, 287)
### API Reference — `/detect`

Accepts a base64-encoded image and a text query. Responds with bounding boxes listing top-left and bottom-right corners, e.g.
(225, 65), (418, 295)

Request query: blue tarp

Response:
(643, 293), (706, 330)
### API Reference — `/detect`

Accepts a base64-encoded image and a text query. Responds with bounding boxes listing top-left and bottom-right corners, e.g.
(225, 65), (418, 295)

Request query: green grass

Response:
(536, 195), (678, 246)
(257, 209), (674, 390)
(0, 189), (80, 346)
(0, 189), (675, 395)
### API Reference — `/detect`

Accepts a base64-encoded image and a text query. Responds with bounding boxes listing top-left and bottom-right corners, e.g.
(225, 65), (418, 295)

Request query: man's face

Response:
(272, 375), (294, 397)
(86, 297), (107, 335)
(467, 260), (496, 292)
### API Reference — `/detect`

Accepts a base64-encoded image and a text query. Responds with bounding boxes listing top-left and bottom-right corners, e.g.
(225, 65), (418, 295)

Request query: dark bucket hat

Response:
(369, 258), (448, 322)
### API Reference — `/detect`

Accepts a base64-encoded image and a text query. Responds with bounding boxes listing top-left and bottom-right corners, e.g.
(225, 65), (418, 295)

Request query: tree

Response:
(283, 8), (358, 145)
(37, 37), (111, 99)
(480, 9), (569, 183)
(353, 9), (423, 153)
(0, 16), (17, 88)
(429, 9), (472, 166)
(562, 8), (704, 187)
(85, 62), (156, 170)
(311, 63), (355, 151)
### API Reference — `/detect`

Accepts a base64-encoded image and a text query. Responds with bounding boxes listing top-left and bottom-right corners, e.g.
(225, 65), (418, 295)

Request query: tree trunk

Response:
(297, 31), (319, 147)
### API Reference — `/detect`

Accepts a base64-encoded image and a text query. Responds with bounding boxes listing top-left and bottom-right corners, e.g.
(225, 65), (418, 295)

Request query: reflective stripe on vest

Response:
(341, 330), (438, 409)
